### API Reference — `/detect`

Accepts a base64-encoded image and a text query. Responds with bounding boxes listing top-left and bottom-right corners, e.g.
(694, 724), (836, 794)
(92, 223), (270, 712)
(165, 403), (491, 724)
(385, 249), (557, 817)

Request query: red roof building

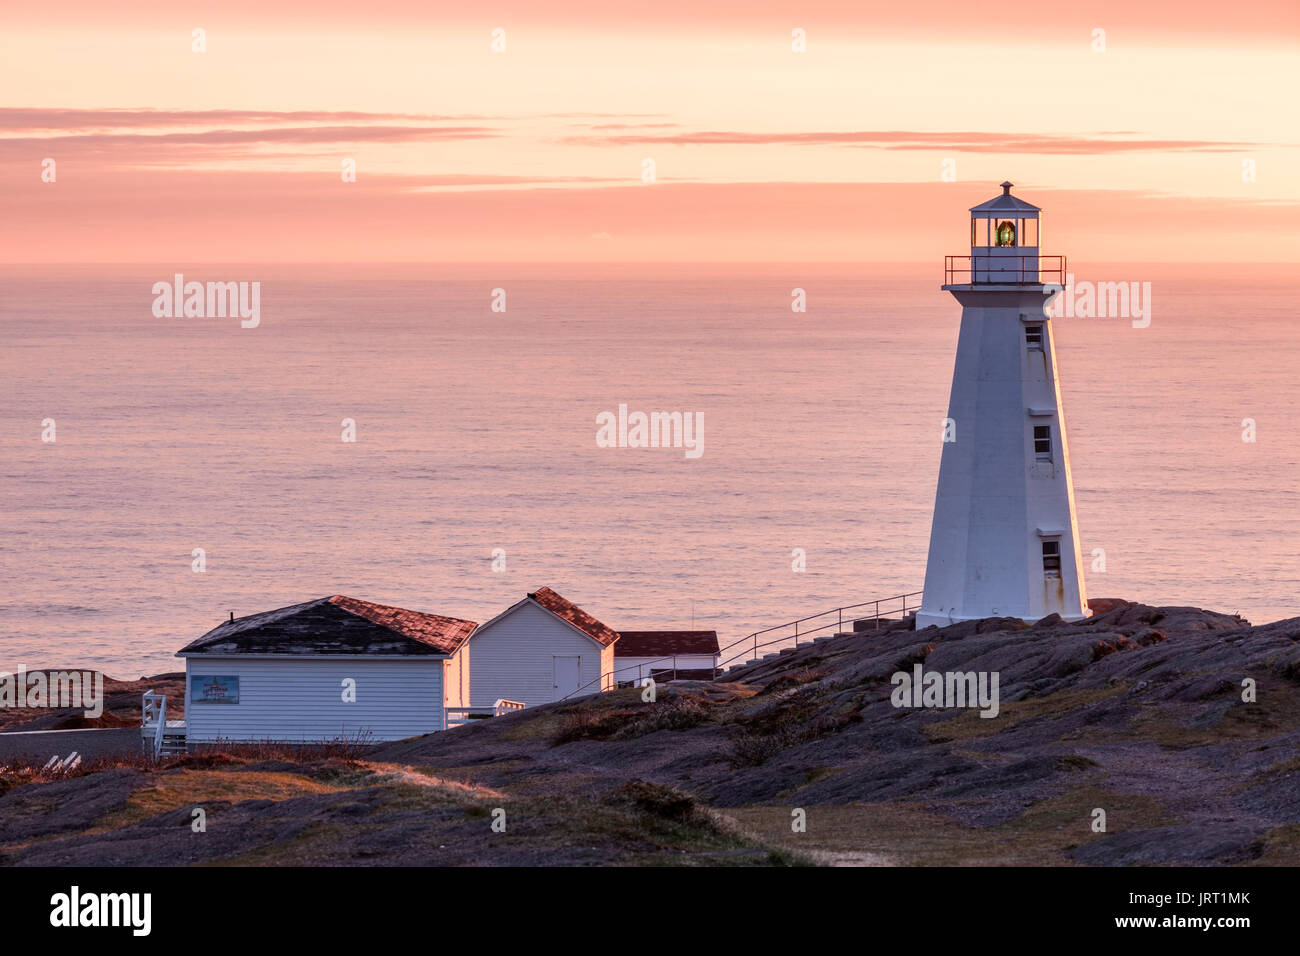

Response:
(613, 630), (719, 683)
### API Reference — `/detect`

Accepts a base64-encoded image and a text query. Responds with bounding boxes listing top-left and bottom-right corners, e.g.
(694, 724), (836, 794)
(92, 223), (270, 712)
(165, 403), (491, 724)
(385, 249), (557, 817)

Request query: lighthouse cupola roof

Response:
(970, 181), (1040, 215)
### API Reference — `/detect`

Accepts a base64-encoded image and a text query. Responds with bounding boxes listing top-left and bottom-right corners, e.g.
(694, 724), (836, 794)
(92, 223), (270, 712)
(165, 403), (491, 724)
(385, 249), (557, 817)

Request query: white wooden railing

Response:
(141, 691), (167, 758)
(445, 698), (527, 729)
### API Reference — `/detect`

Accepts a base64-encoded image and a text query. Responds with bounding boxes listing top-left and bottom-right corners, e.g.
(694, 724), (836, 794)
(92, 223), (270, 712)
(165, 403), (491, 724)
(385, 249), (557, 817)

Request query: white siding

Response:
(444, 646), (469, 709)
(466, 601), (611, 707)
(917, 289), (1088, 627)
(185, 656), (445, 743)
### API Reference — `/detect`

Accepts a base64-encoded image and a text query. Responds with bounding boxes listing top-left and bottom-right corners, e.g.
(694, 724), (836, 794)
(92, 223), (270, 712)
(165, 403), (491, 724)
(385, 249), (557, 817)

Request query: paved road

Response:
(0, 728), (141, 763)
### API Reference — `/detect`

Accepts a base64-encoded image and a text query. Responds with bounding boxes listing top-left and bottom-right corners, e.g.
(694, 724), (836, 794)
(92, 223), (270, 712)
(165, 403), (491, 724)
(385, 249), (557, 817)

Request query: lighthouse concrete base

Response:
(915, 607), (1092, 630)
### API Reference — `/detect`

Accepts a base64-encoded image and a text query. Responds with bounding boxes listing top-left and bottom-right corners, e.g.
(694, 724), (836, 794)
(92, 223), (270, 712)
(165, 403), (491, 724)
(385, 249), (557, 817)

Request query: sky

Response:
(2, 1), (1297, 262)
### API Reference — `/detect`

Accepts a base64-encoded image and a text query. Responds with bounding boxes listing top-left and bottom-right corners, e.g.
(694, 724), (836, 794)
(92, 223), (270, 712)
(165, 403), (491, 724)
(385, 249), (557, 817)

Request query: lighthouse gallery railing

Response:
(944, 254), (1066, 286)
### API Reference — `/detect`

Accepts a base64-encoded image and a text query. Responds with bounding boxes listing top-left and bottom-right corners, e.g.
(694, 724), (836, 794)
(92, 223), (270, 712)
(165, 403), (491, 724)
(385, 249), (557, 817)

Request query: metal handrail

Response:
(551, 590), (925, 702)
(944, 254), (1066, 286)
(714, 590), (923, 670)
(558, 651), (715, 702)
(556, 590), (923, 700)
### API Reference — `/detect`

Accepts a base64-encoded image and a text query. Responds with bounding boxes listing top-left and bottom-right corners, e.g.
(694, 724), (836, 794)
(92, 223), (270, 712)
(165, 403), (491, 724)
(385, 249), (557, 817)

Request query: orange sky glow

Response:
(3, 1), (1297, 262)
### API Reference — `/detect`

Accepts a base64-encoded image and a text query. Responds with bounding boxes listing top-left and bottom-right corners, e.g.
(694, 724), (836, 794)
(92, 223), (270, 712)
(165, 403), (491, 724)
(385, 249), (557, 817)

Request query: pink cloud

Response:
(564, 129), (1267, 154)
(3, 172), (1295, 263)
(0, 108), (496, 130)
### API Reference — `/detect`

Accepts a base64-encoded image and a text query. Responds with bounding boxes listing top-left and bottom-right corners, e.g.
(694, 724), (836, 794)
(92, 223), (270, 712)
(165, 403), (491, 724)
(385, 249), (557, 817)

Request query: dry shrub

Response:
(552, 709), (637, 745)
(613, 697), (711, 739)
(729, 728), (802, 768)
(728, 686), (865, 767)
(553, 695), (714, 745)
(1092, 637), (1138, 661)
(759, 667), (830, 696)
(609, 780), (698, 824)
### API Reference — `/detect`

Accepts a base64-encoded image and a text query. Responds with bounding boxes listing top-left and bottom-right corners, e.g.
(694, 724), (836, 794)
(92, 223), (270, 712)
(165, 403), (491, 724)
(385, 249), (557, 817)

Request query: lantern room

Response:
(969, 181), (1040, 283)
(971, 182), (1040, 248)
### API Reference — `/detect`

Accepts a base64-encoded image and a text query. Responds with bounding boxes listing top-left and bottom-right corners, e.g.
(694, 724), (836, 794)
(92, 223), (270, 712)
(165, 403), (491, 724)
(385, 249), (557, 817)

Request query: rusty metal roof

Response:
(177, 595), (477, 657)
(528, 587), (620, 647)
(615, 630), (720, 657)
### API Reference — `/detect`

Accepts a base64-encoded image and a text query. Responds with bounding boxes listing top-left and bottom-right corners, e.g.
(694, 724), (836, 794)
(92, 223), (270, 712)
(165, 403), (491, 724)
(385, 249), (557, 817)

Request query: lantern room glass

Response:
(971, 216), (1039, 248)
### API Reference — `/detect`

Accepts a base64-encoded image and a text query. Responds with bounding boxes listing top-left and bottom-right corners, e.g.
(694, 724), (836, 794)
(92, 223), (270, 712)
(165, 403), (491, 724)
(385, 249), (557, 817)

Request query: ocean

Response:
(2, 262), (1296, 677)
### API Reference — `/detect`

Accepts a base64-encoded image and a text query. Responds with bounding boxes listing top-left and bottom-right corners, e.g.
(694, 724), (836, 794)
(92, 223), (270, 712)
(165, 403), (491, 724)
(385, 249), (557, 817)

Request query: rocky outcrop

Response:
(3, 600), (1297, 866)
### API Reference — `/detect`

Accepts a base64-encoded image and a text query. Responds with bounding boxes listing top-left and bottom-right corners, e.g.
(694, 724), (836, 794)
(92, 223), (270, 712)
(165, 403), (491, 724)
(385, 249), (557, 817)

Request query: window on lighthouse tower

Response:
(1042, 541), (1062, 579)
(1033, 425), (1053, 460)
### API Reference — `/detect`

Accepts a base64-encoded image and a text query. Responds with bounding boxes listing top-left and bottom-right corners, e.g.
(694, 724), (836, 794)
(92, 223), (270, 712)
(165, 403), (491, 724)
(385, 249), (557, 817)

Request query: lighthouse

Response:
(915, 182), (1089, 629)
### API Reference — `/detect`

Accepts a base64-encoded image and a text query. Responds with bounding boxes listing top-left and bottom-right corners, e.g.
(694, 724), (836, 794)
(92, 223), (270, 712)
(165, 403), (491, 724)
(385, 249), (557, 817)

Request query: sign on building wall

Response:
(193, 675), (239, 704)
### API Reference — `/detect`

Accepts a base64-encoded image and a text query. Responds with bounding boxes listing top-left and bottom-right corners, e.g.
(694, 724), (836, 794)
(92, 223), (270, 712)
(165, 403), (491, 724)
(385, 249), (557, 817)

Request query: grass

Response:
(1127, 688), (1300, 749)
(1007, 785), (1176, 837)
(1248, 825), (1300, 866)
(3, 743), (796, 866)
(90, 766), (363, 831)
(923, 684), (1128, 743)
(212, 823), (353, 866)
(723, 785), (1178, 866)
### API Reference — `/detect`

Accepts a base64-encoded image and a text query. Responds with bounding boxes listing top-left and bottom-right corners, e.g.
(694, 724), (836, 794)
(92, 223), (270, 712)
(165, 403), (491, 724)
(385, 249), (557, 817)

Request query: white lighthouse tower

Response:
(916, 182), (1090, 629)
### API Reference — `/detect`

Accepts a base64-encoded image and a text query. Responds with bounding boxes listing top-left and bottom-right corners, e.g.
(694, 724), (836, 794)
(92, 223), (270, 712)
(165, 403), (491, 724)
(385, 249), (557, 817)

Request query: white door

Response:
(553, 656), (581, 701)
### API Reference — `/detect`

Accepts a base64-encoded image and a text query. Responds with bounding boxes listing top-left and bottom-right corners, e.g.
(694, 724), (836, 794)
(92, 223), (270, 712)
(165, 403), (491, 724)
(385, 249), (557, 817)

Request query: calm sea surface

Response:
(2, 263), (1297, 677)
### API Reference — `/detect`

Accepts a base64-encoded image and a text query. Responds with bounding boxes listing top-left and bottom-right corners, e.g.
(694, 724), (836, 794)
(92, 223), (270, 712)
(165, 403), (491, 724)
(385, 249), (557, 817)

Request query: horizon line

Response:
(6, 260), (1299, 267)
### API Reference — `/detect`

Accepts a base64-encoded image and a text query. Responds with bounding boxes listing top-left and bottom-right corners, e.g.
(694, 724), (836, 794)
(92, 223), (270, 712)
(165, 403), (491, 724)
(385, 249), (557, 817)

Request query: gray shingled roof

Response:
(177, 595), (477, 657)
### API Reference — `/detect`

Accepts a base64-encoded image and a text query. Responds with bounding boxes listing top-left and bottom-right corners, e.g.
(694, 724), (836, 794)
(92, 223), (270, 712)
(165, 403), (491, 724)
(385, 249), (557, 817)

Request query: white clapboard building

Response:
(614, 630), (719, 684)
(150, 587), (627, 753)
(175, 595), (477, 744)
(458, 587), (619, 707)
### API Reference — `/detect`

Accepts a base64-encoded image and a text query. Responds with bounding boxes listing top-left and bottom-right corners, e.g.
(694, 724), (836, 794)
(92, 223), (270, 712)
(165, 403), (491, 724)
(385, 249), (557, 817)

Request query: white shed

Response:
(614, 630), (720, 684)
(458, 587), (618, 706)
(176, 595), (477, 744)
